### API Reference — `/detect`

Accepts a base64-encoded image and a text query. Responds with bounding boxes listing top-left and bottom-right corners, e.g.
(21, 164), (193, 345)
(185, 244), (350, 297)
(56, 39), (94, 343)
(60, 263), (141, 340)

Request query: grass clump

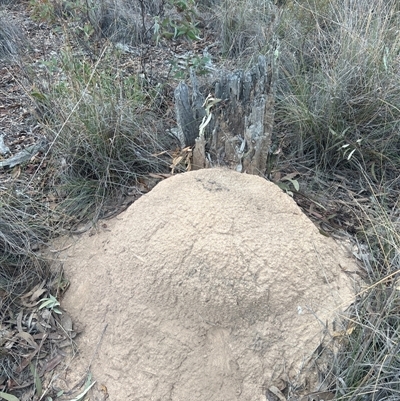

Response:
(275, 0), (400, 174)
(334, 286), (400, 400)
(214, 0), (276, 59)
(272, 1), (400, 399)
(31, 43), (170, 222)
(28, 0), (202, 46)
(326, 183), (400, 400)
(0, 188), (65, 392)
(0, 13), (26, 66)
(0, 192), (50, 302)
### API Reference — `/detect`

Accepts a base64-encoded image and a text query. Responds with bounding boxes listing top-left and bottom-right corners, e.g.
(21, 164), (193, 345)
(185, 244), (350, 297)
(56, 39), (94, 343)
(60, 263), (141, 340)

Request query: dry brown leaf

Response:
(332, 325), (355, 338)
(148, 173), (167, 179)
(151, 150), (168, 157)
(60, 313), (73, 332)
(272, 171), (281, 181)
(16, 331), (38, 349)
(4, 336), (17, 350)
(29, 288), (47, 303)
(21, 280), (47, 308)
(0, 328), (14, 348)
(32, 332), (46, 340)
(58, 339), (74, 348)
(310, 211), (323, 219)
(20, 300), (38, 308)
(34, 321), (46, 333)
(42, 354), (63, 373)
(20, 281), (46, 300)
(282, 172), (299, 180)
(268, 385), (286, 401)
(172, 155), (183, 166)
(11, 165), (21, 179)
(47, 332), (64, 341)
(17, 311), (23, 333)
(299, 391), (335, 401)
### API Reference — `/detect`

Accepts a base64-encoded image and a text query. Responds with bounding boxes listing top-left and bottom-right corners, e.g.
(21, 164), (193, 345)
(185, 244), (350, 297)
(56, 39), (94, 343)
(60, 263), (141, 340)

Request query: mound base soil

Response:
(57, 168), (357, 400)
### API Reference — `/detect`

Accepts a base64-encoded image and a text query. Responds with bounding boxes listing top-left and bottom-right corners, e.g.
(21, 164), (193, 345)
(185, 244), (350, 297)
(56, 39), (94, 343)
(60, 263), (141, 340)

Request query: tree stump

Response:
(174, 53), (277, 176)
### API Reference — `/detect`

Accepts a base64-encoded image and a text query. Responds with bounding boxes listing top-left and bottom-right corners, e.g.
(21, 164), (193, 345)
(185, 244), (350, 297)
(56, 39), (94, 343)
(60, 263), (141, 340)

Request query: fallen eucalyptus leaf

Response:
(68, 381), (96, 401)
(30, 363), (42, 398)
(0, 391), (20, 401)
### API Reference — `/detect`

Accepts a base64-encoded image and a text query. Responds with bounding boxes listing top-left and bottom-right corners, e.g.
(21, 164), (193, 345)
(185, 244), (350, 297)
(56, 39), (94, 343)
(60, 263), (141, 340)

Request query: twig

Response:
(87, 323), (108, 373)
(49, 243), (72, 253)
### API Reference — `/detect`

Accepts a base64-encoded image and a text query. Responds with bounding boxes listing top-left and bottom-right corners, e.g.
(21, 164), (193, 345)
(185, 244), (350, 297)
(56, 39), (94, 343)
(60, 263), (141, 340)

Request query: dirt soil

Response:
(55, 168), (358, 401)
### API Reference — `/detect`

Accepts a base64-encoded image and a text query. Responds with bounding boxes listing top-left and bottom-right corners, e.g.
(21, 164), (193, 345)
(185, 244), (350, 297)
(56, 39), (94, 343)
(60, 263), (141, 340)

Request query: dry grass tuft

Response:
(328, 181), (400, 400)
(0, 12), (26, 65)
(213, 0), (277, 59)
(29, 42), (172, 221)
(275, 0), (400, 174)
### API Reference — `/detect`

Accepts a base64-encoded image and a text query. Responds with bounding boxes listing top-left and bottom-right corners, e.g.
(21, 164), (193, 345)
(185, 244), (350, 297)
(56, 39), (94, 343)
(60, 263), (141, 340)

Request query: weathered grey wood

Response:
(190, 69), (206, 124)
(174, 78), (205, 147)
(174, 53), (277, 176)
(0, 135), (10, 155)
(0, 139), (48, 169)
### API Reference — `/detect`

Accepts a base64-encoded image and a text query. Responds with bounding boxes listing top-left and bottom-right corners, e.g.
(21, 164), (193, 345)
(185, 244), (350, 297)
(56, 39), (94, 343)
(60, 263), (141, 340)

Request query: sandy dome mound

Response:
(59, 168), (357, 401)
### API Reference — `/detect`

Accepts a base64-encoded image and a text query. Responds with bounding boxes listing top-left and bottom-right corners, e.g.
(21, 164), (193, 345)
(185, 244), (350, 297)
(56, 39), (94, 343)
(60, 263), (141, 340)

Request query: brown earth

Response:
(57, 168), (358, 401)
